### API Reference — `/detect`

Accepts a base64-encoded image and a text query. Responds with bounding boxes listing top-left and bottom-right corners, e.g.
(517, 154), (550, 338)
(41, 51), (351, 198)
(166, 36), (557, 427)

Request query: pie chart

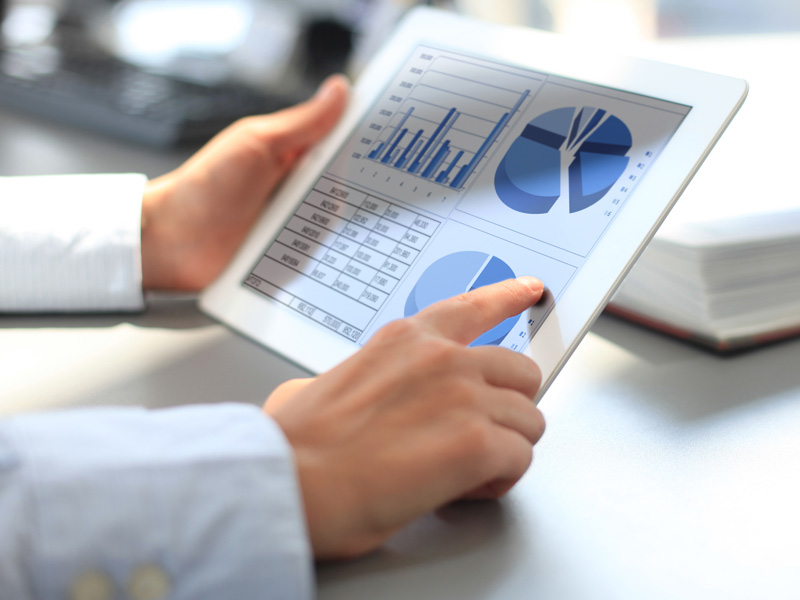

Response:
(495, 106), (632, 214)
(404, 251), (519, 346)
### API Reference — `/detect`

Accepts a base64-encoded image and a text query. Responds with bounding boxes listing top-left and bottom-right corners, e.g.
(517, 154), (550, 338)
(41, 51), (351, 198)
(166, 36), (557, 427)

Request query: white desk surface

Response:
(2, 68), (800, 598)
(3, 300), (799, 599)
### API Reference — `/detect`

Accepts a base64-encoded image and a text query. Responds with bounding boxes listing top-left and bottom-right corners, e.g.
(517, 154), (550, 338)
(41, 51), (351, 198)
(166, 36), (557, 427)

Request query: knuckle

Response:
(459, 419), (494, 456)
(452, 290), (484, 316)
(418, 338), (461, 368)
(372, 317), (420, 343)
(446, 377), (481, 405)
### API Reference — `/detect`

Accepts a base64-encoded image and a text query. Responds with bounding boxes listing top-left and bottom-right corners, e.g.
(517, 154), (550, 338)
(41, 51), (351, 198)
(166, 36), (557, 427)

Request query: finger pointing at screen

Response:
(264, 276), (546, 559)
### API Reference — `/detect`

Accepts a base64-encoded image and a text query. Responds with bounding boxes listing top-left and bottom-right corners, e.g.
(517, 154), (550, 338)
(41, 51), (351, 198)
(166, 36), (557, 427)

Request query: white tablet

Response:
(200, 7), (746, 399)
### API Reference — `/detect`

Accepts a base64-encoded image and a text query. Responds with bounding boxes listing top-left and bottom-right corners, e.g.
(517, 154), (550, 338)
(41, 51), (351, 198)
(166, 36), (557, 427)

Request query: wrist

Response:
(140, 176), (173, 290)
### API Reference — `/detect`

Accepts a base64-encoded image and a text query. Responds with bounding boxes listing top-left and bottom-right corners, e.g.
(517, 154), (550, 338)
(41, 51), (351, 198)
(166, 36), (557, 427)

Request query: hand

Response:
(141, 75), (349, 290)
(264, 277), (546, 559)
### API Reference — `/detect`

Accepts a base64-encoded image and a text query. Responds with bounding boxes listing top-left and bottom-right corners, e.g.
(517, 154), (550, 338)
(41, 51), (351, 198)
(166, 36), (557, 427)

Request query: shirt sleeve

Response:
(0, 174), (147, 312)
(0, 403), (314, 600)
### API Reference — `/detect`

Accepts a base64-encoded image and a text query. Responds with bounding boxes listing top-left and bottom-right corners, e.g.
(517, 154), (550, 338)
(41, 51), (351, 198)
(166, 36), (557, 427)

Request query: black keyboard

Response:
(0, 38), (302, 147)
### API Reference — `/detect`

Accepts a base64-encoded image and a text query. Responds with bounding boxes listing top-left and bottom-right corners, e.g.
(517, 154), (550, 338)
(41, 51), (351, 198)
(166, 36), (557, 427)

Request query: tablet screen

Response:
(242, 45), (690, 350)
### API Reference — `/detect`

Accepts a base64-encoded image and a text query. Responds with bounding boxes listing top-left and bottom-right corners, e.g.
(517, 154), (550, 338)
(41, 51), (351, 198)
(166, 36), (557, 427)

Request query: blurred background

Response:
(0, 0), (799, 147)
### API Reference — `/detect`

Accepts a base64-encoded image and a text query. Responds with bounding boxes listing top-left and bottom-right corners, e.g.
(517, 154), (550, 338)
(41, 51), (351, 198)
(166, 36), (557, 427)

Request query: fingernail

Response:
(517, 276), (544, 293)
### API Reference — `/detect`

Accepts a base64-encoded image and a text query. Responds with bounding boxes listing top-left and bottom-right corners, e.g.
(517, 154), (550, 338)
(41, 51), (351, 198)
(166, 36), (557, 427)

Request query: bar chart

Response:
(364, 55), (536, 192)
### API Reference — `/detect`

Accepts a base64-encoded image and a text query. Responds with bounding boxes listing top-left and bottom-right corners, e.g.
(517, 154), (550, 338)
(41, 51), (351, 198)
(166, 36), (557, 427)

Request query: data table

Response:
(246, 176), (441, 342)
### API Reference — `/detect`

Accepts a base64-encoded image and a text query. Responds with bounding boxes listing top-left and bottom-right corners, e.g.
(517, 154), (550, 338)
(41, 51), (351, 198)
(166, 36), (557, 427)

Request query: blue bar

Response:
(408, 107), (456, 174)
(376, 107), (414, 161)
(436, 149), (464, 183)
(428, 148), (451, 180)
(395, 129), (423, 169)
(381, 128), (408, 164)
(418, 111), (460, 173)
(451, 112), (510, 189)
(510, 89), (530, 118)
(368, 142), (385, 160)
(404, 138), (425, 172)
(422, 141), (450, 179)
(445, 91), (527, 188)
(451, 164), (470, 188)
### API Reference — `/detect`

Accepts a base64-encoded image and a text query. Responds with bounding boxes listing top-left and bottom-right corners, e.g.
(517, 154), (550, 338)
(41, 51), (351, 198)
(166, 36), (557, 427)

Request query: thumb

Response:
(258, 74), (350, 156)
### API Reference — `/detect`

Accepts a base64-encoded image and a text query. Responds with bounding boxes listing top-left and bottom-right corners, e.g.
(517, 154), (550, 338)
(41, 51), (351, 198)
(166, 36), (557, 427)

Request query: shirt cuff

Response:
(0, 174), (147, 312)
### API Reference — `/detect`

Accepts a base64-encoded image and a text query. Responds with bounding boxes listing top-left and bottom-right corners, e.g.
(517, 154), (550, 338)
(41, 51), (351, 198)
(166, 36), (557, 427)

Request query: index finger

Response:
(413, 276), (544, 345)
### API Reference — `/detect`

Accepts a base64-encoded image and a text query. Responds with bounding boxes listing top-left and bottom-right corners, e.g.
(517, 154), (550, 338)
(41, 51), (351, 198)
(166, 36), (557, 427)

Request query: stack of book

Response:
(608, 34), (800, 350)
(609, 208), (800, 350)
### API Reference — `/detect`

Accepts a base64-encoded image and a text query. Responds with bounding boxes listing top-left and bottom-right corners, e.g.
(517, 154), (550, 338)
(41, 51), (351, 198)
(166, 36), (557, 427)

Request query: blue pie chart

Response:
(404, 251), (519, 346)
(495, 106), (632, 214)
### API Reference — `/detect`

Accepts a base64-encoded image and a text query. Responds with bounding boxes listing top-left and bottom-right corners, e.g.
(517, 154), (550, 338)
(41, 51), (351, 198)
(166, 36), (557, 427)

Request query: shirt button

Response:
(69, 570), (114, 600)
(128, 564), (171, 600)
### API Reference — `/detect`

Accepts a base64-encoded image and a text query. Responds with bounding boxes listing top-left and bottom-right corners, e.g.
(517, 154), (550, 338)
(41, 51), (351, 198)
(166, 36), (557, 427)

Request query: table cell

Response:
(319, 180), (368, 207)
(245, 276), (294, 305)
(316, 314), (362, 342)
(411, 215), (440, 234)
(353, 246), (387, 269)
(350, 209), (381, 229)
(344, 260), (379, 285)
(296, 203), (348, 234)
(286, 216), (338, 246)
(332, 273), (368, 300)
(290, 298), (318, 318)
(382, 204), (416, 227)
(400, 228), (430, 251)
(341, 222), (372, 244)
(372, 218), (409, 242)
(380, 257), (409, 278)
(360, 196), (390, 216)
(251, 257), (375, 330)
(359, 286), (389, 310)
(277, 229), (327, 261)
(362, 231), (398, 256)
(320, 248), (350, 270)
(331, 236), (358, 257)
(308, 262), (339, 286)
(267, 242), (318, 273)
(390, 243), (419, 265)
(370, 272), (399, 293)
(305, 190), (358, 220)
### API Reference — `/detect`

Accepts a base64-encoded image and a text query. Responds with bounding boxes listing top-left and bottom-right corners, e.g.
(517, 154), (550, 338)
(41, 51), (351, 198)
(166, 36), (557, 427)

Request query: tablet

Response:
(200, 7), (747, 400)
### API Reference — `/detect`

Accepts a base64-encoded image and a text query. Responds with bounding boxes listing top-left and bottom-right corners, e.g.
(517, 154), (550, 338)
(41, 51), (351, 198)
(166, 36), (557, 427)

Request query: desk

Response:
(2, 105), (800, 599)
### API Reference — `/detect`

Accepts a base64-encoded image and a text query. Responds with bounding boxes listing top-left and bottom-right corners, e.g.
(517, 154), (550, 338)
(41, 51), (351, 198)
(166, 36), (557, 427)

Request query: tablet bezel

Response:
(200, 7), (747, 399)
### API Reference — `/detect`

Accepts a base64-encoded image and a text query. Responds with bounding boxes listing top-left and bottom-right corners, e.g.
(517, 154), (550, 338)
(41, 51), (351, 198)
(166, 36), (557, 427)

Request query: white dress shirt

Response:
(0, 175), (313, 600)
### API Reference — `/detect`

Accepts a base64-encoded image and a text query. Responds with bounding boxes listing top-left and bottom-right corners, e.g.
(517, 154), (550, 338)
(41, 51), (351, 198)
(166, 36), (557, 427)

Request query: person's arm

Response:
(0, 76), (351, 599)
(0, 173), (147, 312)
(1, 70), (548, 592)
(0, 74), (349, 310)
(0, 403), (313, 600)
(139, 75), (349, 292)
